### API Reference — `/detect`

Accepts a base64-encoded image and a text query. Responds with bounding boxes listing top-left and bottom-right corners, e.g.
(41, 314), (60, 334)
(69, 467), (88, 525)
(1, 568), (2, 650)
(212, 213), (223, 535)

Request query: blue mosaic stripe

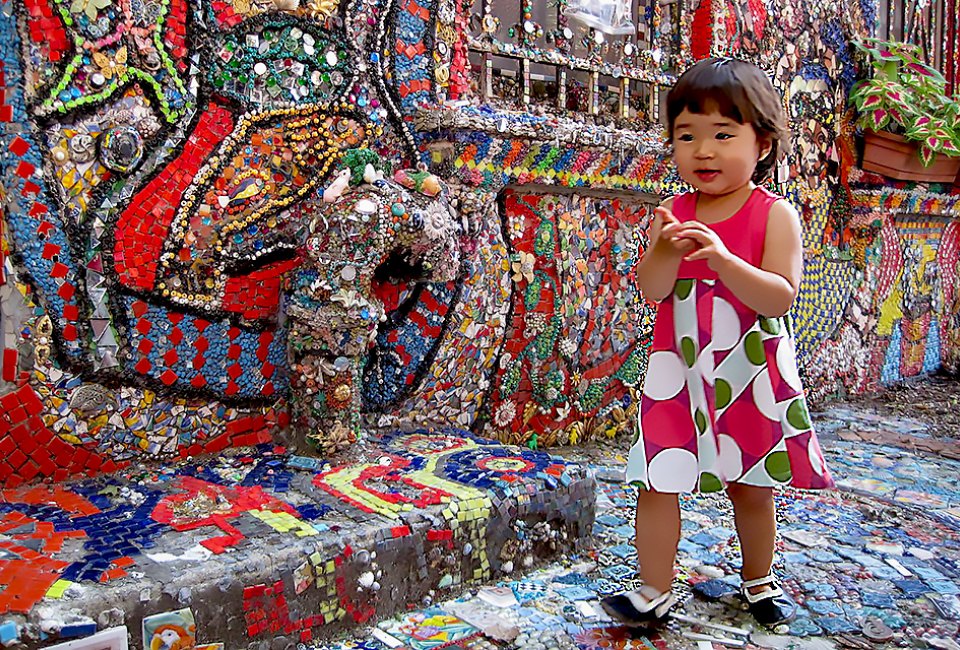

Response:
(362, 282), (458, 409)
(881, 322), (903, 384)
(120, 296), (289, 399)
(0, 11), (86, 359)
(391, 0), (435, 113)
(923, 319), (941, 373)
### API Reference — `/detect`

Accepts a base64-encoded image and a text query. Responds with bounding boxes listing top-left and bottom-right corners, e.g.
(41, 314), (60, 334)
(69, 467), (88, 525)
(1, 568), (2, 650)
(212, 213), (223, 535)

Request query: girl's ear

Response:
(758, 135), (773, 161)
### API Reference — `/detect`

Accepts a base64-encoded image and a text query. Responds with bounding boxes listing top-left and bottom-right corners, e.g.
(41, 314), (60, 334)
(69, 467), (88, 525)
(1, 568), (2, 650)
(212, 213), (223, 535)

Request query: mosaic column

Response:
(286, 167), (462, 454)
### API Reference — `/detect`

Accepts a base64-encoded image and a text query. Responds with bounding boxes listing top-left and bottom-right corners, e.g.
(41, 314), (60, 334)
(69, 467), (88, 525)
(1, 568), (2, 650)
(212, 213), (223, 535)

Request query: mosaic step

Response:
(0, 428), (595, 649)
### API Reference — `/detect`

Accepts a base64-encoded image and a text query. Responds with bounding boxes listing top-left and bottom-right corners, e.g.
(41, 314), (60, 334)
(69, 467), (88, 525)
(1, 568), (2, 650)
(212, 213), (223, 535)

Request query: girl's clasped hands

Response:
(655, 206), (732, 271)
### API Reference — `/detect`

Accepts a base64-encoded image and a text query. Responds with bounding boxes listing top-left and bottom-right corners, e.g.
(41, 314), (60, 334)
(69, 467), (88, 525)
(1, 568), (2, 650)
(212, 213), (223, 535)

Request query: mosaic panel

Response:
(0, 428), (591, 645)
(2, 0), (960, 647)
(0, 0), (958, 492)
(481, 190), (656, 448)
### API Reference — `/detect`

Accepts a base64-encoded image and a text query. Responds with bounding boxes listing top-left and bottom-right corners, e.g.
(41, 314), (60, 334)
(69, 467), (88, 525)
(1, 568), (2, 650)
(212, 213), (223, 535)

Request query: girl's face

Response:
(671, 108), (769, 197)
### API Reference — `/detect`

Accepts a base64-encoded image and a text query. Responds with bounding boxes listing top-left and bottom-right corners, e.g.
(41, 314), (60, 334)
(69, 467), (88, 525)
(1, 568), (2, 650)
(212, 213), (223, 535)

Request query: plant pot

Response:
(861, 129), (960, 183)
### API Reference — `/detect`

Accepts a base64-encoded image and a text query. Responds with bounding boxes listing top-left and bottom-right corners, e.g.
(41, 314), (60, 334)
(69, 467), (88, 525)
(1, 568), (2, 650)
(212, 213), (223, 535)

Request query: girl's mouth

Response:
(694, 169), (720, 182)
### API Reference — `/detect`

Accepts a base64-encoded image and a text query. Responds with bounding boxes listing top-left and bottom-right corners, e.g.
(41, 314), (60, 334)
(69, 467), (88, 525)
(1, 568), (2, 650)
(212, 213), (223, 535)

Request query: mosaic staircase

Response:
(0, 428), (595, 649)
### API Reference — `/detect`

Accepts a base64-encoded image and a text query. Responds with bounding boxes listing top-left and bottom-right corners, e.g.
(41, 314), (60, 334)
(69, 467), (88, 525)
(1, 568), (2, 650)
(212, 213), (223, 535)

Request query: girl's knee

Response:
(727, 483), (774, 508)
(637, 489), (679, 506)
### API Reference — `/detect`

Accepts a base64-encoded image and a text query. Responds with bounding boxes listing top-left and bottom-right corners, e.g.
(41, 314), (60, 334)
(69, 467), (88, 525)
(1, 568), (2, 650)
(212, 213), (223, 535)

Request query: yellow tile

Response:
(46, 579), (73, 599)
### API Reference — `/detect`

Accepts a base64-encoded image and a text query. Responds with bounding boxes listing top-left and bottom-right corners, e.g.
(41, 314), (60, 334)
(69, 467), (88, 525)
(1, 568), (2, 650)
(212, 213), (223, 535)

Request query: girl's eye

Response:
(716, 132), (734, 140)
(678, 134), (694, 142)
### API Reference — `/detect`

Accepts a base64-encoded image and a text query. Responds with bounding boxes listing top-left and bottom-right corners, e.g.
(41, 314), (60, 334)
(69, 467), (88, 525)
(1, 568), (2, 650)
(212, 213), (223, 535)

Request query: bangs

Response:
(674, 88), (748, 125)
(666, 61), (758, 135)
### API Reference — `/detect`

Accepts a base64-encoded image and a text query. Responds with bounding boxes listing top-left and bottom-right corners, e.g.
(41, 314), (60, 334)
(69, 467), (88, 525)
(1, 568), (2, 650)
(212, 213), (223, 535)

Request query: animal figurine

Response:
(394, 168), (442, 197)
(363, 163), (383, 185)
(322, 168), (352, 203)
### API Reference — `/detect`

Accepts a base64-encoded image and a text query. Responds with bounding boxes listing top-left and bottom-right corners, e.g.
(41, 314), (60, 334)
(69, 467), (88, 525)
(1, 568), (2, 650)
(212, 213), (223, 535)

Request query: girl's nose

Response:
(695, 144), (715, 158)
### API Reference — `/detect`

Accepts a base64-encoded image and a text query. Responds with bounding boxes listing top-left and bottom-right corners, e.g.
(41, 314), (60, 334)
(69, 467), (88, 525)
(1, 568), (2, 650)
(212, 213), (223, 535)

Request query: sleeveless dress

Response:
(626, 188), (834, 493)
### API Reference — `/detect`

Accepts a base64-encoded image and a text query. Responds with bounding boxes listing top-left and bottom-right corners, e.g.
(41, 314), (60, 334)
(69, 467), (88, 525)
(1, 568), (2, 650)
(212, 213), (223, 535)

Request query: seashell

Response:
(354, 198), (377, 214)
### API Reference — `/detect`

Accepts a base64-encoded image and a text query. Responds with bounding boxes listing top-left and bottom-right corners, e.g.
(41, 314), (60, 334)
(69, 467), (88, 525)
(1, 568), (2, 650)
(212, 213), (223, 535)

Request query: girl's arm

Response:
(677, 200), (802, 317)
(636, 198), (695, 302)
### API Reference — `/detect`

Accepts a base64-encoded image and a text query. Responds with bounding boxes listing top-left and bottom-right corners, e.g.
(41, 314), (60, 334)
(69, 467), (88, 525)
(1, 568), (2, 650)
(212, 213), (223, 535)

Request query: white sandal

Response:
(601, 584), (676, 627)
(740, 574), (796, 626)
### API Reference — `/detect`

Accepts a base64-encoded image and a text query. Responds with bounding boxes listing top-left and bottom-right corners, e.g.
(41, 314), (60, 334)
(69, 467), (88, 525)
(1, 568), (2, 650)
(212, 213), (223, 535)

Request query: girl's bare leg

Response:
(727, 483), (797, 625)
(726, 483), (776, 590)
(634, 489), (681, 593)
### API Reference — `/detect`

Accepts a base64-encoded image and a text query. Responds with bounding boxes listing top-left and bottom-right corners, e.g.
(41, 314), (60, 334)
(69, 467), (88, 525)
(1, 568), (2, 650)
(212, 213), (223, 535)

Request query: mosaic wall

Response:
(2, 0), (960, 486)
(803, 203), (960, 398)
(477, 190), (656, 449)
(737, 0), (960, 399)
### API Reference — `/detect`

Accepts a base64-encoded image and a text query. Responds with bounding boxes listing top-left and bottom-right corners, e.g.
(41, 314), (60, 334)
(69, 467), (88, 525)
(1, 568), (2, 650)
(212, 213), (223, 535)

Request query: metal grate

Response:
(466, 0), (686, 119)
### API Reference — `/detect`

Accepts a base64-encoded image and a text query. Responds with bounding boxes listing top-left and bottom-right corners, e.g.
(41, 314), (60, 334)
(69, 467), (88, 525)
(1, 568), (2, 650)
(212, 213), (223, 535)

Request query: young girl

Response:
(601, 57), (834, 628)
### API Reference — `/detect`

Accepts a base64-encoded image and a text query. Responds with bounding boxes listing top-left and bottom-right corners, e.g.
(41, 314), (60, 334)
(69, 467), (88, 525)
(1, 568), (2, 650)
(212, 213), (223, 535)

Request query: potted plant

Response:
(848, 37), (960, 183)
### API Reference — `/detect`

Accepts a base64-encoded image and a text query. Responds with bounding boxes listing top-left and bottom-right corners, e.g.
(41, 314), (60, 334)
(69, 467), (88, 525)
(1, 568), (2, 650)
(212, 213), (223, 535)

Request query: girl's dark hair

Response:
(666, 57), (791, 183)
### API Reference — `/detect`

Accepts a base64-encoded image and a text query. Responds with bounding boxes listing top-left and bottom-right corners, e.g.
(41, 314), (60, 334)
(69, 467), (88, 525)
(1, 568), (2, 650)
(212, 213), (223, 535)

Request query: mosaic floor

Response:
(307, 405), (960, 650)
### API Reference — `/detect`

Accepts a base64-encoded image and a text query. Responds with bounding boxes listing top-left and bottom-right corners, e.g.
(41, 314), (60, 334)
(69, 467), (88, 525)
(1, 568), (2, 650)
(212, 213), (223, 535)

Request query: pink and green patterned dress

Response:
(626, 188), (834, 493)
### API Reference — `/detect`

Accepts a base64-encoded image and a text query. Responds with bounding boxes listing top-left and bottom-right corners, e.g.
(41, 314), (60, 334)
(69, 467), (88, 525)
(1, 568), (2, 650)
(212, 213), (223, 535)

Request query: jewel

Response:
(42, 0), (192, 123)
(98, 126), (144, 173)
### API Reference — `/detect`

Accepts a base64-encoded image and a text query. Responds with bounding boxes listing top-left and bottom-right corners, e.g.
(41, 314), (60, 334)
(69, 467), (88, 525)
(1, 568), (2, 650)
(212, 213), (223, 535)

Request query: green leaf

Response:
(919, 144), (935, 167)
(524, 276), (542, 309)
(940, 140), (960, 155)
(906, 62), (948, 85)
(869, 109), (890, 130)
(884, 89), (904, 103)
(887, 108), (904, 124)
(906, 116), (958, 151)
